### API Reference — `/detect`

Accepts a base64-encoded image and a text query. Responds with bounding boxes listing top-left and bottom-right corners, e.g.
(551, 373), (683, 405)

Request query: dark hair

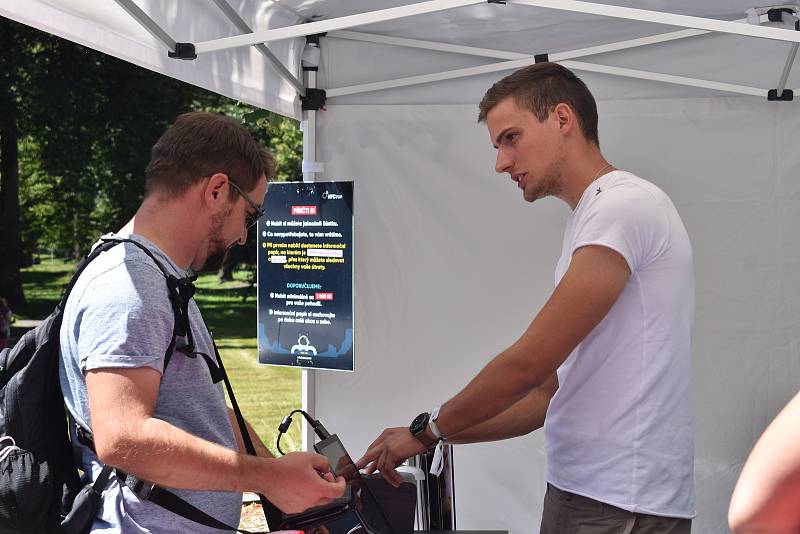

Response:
(144, 112), (275, 197)
(478, 63), (599, 146)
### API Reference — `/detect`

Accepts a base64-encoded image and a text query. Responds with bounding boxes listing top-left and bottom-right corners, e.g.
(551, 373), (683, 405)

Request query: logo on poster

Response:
(322, 191), (343, 200)
(291, 205), (317, 216)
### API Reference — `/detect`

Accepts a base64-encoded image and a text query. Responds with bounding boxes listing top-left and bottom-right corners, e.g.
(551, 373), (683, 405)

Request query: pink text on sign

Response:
(291, 205), (317, 216)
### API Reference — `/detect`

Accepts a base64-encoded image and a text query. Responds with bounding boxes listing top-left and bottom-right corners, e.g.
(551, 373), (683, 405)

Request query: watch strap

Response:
(429, 405), (443, 440)
(414, 428), (439, 449)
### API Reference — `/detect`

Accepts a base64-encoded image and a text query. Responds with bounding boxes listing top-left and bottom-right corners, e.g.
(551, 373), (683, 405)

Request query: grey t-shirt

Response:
(58, 233), (241, 533)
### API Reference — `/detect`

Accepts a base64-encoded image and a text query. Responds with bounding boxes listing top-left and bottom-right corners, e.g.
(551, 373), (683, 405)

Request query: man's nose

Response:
(495, 148), (512, 174)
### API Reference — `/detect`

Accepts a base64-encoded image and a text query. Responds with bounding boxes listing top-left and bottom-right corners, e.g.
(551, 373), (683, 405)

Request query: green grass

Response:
(19, 258), (302, 456)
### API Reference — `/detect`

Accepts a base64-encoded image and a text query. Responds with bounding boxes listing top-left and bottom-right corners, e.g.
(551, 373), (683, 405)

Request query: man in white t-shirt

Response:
(357, 63), (695, 532)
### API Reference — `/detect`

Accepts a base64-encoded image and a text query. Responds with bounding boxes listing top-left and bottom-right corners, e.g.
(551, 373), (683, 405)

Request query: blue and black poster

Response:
(257, 181), (354, 371)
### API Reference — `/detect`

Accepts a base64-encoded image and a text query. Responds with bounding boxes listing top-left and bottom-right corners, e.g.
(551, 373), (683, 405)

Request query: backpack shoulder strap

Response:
(98, 237), (197, 364)
(58, 240), (123, 309)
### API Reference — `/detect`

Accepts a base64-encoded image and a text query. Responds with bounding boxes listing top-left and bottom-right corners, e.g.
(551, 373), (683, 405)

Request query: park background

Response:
(0, 17), (304, 458)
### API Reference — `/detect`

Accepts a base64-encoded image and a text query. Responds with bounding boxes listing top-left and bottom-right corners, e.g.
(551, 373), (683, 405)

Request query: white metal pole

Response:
(301, 58), (318, 453)
(326, 56), (766, 98)
(776, 43), (799, 94)
(211, 0), (305, 95)
(112, 0), (177, 51)
(194, 0), (485, 54)
(511, 0), (800, 44)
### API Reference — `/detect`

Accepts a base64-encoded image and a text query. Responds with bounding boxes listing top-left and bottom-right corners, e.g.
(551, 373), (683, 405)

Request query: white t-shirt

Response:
(544, 170), (695, 518)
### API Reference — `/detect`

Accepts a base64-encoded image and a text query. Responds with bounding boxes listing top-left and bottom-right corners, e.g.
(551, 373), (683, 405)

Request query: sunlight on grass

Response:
(20, 258), (302, 456)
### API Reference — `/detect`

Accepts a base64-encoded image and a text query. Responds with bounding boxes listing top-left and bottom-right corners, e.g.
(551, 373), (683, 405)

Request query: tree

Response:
(0, 19), (39, 306)
(1, 17), (303, 303)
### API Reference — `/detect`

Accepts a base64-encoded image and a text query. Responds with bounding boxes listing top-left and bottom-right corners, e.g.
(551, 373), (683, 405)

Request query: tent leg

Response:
(775, 42), (799, 95)
(301, 61), (319, 453)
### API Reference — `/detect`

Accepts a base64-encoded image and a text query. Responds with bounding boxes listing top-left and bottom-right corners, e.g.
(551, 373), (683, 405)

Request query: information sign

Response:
(257, 181), (354, 371)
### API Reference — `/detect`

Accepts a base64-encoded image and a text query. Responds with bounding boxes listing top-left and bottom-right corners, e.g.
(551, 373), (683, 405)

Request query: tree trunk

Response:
(218, 249), (237, 282)
(0, 92), (25, 307)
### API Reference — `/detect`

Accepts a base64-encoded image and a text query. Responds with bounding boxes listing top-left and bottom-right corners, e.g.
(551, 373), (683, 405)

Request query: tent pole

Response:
(301, 61), (318, 454)
(326, 57), (766, 98)
(112, 0), (177, 52)
(330, 25), (721, 61)
(776, 43), (799, 94)
(210, 0), (305, 95)
(510, 0), (800, 44)
(193, 0), (485, 55)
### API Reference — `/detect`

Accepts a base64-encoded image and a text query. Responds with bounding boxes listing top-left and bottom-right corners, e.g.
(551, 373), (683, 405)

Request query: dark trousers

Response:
(540, 484), (691, 534)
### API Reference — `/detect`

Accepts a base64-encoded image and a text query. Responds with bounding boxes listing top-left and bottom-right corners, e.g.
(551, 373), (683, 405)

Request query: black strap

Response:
(59, 240), (123, 308)
(93, 465), (114, 494)
(210, 333), (283, 529)
(99, 237), (196, 358)
(115, 471), (262, 534)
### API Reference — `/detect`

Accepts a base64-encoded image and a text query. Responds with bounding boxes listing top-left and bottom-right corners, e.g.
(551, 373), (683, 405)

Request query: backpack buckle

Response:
(129, 478), (155, 500)
(119, 471), (155, 500)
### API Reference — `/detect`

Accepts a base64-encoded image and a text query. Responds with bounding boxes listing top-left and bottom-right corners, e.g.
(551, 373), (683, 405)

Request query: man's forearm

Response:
(446, 374), (557, 444)
(435, 336), (552, 440)
(99, 415), (272, 493)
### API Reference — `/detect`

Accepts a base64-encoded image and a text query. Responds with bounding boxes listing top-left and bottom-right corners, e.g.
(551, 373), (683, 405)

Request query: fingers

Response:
(327, 476), (346, 498)
(310, 451), (333, 473)
(356, 446), (380, 470)
(374, 450), (402, 487)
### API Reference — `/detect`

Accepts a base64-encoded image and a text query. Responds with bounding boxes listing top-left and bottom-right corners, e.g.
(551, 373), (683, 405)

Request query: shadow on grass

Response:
(21, 266), (73, 287)
(17, 260), (77, 320)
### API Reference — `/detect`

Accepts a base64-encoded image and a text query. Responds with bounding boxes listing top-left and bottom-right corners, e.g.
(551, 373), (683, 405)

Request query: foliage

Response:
(201, 102), (303, 183)
(1, 15), (303, 271)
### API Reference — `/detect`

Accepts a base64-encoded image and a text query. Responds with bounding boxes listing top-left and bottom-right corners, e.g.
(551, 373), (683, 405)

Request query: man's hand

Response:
(259, 452), (346, 513)
(355, 427), (426, 487)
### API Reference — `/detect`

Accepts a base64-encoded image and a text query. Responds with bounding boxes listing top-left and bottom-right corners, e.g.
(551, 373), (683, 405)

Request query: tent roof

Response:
(3, 0), (800, 118)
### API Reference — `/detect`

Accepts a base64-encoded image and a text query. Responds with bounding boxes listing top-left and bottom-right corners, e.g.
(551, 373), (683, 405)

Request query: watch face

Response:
(410, 412), (429, 435)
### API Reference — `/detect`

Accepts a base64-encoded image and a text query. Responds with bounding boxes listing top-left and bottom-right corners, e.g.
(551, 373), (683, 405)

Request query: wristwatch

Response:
(409, 412), (438, 448)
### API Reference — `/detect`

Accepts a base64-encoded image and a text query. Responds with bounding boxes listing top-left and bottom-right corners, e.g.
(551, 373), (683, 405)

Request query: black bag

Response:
(0, 238), (205, 534)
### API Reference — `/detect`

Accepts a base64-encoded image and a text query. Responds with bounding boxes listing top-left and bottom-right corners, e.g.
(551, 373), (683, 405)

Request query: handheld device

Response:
(315, 434), (396, 534)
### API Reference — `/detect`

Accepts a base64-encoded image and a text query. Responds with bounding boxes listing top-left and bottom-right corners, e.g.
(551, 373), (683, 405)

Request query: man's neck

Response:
(124, 195), (204, 270)
(558, 146), (613, 210)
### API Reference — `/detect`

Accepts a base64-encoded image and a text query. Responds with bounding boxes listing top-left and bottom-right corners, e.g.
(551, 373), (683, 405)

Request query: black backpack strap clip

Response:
(165, 273), (197, 352)
(116, 471), (155, 500)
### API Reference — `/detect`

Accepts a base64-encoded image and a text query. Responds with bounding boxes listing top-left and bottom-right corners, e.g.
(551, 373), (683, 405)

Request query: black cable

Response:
(275, 409), (331, 455)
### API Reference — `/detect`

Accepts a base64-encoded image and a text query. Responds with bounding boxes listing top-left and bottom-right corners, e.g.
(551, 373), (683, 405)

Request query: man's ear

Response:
(553, 103), (575, 136)
(203, 173), (230, 208)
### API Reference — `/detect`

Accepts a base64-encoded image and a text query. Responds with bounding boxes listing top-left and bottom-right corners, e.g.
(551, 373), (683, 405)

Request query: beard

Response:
(198, 210), (233, 273)
(524, 143), (566, 203)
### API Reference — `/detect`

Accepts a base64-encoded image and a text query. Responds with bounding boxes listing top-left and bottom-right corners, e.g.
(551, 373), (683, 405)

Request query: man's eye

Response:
(499, 133), (518, 147)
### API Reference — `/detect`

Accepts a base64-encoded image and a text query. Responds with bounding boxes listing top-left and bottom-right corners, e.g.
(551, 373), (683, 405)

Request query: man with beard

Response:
(59, 112), (345, 533)
(358, 63), (695, 532)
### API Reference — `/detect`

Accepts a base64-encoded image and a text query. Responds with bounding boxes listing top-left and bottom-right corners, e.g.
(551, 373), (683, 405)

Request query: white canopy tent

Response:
(3, 1), (800, 532)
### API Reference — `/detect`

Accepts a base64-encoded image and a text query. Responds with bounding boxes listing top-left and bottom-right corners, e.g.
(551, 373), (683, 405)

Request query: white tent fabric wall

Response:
(313, 99), (800, 533)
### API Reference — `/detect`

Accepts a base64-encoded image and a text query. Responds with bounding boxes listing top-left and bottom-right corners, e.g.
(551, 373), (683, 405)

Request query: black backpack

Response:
(0, 238), (280, 534)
